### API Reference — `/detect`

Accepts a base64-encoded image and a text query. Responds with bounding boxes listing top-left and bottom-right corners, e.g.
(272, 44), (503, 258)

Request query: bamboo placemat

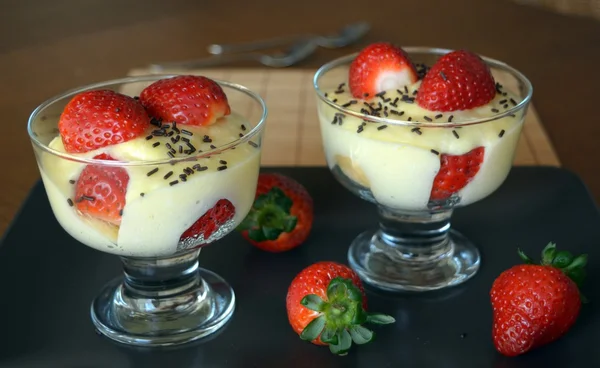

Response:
(127, 68), (560, 168)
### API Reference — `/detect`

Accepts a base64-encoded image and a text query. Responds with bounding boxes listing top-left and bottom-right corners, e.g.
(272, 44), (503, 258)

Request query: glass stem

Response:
(376, 206), (453, 263)
(121, 249), (202, 298)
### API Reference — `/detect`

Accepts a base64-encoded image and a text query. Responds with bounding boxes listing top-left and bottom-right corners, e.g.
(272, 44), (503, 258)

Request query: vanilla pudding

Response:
(38, 112), (262, 257)
(318, 81), (524, 211)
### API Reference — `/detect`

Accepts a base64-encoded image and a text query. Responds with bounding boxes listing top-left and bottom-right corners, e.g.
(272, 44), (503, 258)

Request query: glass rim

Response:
(312, 46), (533, 128)
(27, 74), (268, 167)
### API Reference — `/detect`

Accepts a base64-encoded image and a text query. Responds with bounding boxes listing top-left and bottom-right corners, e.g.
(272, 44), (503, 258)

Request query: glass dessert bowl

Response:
(313, 45), (533, 292)
(27, 75), (267, 346)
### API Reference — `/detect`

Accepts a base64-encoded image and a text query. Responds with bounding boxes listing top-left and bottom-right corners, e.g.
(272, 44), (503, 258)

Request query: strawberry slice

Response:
(74, 154), (129, 225)
(139, 75), (231, 126)
(58, 90), (150, 153)
(179, 199), (235, 242)
(416, 50), (496, 112)
(430, 147), (485, 201)
(349, 42), (418, 100)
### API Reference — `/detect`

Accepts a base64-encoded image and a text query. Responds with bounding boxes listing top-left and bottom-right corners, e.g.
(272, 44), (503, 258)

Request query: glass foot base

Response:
(91, 268), (235, 347)
(348, 229), (480, 292)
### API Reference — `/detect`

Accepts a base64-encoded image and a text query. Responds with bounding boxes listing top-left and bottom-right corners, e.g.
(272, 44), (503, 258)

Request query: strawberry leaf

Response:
(329, 329), (352, 355)
(300, 315), (326, 341)
(565, 254), (588, 271)
(366, 313), (395, 325)
(541, 242), (557, 265)
(349, 325), (374, 345)
(518, 248), (534, 264)
(552, 250), (574, 268)
(320, 326), (338, 344)
(301, 294), (326, 312)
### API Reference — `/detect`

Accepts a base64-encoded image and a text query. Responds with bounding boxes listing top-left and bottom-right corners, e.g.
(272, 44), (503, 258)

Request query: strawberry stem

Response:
(236, 187), (297, 242)
(299, 277), (395, 355)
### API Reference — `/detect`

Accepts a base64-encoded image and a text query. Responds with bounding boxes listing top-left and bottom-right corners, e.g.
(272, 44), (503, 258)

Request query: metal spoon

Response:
(150, 39), (318, 71)
(207, 21), (370, 55)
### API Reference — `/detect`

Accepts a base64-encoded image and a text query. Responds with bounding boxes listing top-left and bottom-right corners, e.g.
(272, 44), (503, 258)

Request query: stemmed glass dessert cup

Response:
(313, 47), (533, 292)
(27, 75), (267, 346)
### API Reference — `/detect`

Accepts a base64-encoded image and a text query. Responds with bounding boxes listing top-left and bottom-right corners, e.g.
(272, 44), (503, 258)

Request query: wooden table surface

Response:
(1, 0), (599, 236)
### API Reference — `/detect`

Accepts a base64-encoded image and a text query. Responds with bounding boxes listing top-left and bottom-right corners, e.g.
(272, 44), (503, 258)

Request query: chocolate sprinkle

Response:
(82, 195), (95, 201)
(396, 89), (403, 95)
(69, 179), (75, 184)
(67, 198), (74, 207)
(249, 141), (258, 148)
(210, 144), (217, 149)
(169, 180), (179, 186)
(165, 143), (172, 149)
(119, 209), (123, 216)
(171, 136), (180, 144)
(140, 193), (145, 197)
(390, 110), (404, 116)
(499, 129), (505, 138)
(452, 130), (460, 139)
(435, 114), (443, 119)
(423, 116), (432, 122)
(179, 145), (183, 154)
(357, 125), (364, 133)
(241, 124), (247, 131)
(167, 151), (175, 158)
(377, 125), (388, 131)
(195, 165), (208, 172)
(332, 99), (338, 103)
(217, 165), (227, 171)
(163, 171), (173, 179)
(152, 141), (160, 148)
(448, 115), (454, 123)
(239, 133), (244, 137)
(504, 104), (509, 109)
(184, 167), (194, 175)
(411, 127), (422, 135)
(181, 137), (190, 143)
(404, 86), (408, 94)
(430, 149), (440, 155)
(181, 129), (193, 136)
(145, 135), (153, 140)
(147, 168), (159, 176)
(491, 108), (500, 113)
(408, 117), (412, 122)
(499, 99), (507, 104)
(510, 98), (517, 106)
(219, 160), (227, 165)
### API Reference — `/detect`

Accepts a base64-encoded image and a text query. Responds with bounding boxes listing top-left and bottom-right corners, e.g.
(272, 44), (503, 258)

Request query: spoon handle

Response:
(208, 34), (313, 55)
(149, 53), (261, 71)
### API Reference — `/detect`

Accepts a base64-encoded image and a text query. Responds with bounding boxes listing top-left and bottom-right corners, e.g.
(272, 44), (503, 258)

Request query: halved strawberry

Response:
(58, 90), (150, 153)
(416, 50), (496, 112)
(74, 154), (129, 225)
(430, 147), (485, 201)
(179, 199), (235, 242)
(349, 42), (418, 99)
(286, 262), (395, 355)
(139, 75), (231, 126)
(237, 173), (313, 253)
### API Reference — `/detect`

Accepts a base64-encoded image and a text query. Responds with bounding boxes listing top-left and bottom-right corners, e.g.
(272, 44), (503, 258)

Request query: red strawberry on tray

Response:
(429, 146), (485, 202)
(237, 173), (313, 252)
(416, 50), (496, 112)
(286, 261), (395, 355)
(349, 42), (418, 99)
(58, 90), (150, 153)
(180, 199), (236, 243)
(490, 243), (586, 357)
(74, 153), (129, 225)
(140, 75), (231, 126)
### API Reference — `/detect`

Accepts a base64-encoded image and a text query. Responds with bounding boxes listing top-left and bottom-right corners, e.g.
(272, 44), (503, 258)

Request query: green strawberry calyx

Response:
(236, 187), (297, 242)
(518, 242), (588, 302)
(299, 277), (395, 355)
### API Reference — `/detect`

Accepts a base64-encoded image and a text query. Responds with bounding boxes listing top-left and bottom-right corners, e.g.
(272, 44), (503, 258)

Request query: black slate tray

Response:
(1, 167), (599, 368)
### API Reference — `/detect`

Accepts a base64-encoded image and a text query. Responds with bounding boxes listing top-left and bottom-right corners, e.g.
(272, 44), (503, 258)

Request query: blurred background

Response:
(1, 0), (599, 235)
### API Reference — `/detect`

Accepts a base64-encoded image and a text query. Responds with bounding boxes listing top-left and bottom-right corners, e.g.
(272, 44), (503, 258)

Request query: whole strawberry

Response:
(58, 90), (150, 153)
(286, 262), (395, 355)
(416, 50), (496, 112)
(490, 243), (587, 357)
(237, 173), (313, 252)
(139, 75), (230, 126)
